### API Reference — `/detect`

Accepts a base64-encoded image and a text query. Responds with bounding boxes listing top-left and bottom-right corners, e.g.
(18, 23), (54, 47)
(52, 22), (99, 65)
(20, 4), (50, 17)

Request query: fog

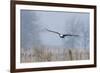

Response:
(21, 10), (90, 50)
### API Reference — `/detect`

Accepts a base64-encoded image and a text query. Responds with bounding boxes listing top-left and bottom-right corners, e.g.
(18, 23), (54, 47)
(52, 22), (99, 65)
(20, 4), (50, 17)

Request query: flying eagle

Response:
(46, 29), (79, 38)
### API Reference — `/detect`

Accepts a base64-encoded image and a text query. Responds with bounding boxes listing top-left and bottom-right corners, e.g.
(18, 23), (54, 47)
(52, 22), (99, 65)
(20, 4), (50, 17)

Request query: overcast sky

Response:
(21, 10), (90, 50)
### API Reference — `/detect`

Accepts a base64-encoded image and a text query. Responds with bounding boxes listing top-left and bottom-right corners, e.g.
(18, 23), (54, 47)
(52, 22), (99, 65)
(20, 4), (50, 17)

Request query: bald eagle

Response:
(46, 29), (79, 38)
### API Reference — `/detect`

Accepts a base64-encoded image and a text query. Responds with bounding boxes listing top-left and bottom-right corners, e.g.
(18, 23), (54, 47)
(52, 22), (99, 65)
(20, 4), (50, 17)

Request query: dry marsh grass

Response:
(21, 47), (89, 63)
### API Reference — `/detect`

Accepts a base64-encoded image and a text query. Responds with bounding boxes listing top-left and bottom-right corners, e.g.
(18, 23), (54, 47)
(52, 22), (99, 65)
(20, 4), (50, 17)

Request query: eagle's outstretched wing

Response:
(63, 34), (79, 37)
(46, 29), (60, 35)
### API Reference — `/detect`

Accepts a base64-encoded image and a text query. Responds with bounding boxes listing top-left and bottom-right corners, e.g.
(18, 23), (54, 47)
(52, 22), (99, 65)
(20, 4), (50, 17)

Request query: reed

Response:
(21, 47), (89, 63)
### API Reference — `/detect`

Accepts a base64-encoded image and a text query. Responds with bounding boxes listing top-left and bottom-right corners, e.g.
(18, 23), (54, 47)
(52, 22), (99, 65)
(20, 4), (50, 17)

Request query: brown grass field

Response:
(21, 47), (89, 63)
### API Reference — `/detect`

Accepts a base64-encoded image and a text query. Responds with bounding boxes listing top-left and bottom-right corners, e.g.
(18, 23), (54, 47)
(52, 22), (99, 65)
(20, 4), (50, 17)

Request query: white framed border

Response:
(15, 4), (94, 69)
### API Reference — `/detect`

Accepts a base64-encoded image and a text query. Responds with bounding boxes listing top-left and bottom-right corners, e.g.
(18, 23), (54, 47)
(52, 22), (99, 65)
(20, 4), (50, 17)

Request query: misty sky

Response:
(21, 10), (90, 50)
